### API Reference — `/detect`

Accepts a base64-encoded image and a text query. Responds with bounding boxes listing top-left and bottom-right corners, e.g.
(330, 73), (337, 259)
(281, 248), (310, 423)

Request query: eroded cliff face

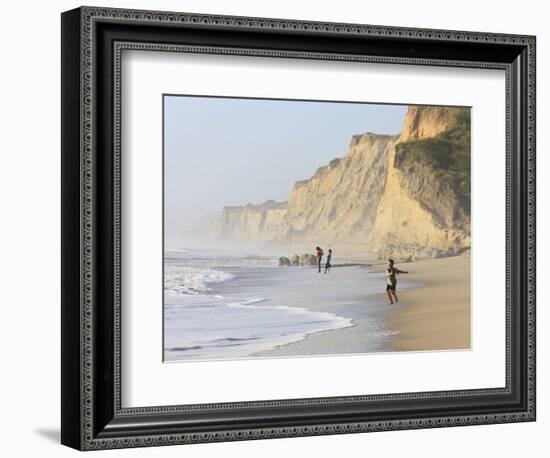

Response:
(399, 106), (457, 142)
(209, 106), (471, 260)
(369, 143), (470, 260)
(282, 133), (395, 242)
(209, 200), (287, 241)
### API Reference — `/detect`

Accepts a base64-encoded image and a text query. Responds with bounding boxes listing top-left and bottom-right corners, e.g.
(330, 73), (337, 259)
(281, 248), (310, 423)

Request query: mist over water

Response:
(165, 233), (288, 258)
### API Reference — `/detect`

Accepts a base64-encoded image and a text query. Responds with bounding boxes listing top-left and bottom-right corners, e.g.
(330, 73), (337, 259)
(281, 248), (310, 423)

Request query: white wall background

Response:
(0, 0), (545, 456)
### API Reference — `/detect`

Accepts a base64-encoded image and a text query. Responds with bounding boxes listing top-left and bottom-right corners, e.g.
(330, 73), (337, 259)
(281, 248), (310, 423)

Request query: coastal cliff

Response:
(209, 106), (471, 260)
(209, 200), (287, 241)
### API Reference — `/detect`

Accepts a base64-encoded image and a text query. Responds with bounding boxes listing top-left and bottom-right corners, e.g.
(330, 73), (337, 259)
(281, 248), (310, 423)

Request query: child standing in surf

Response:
(386, 259), (408, 304)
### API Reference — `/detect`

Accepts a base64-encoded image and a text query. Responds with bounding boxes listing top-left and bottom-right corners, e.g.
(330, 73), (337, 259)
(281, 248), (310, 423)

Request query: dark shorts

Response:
(386, 283), (396, 292)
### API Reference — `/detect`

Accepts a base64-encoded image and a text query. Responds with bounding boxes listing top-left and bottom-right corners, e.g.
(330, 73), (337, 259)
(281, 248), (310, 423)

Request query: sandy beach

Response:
(256, 253), (470, 357)
(383, 253), (471, 352)
(164, 248), (470, 361)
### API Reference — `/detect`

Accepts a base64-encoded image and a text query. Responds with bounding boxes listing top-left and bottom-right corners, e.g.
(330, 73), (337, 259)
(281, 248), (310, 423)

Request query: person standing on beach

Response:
(324, 249), (332, 274)
(386, 259), (408, 304)
(315, 246), (324, 273)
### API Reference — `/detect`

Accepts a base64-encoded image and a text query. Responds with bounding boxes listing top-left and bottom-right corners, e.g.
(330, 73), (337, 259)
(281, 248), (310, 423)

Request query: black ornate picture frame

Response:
(61, 6), (536, 451)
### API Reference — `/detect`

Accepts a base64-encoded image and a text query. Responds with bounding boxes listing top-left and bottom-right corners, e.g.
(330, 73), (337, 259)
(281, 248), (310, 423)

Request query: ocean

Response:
(163, 248), (404, 362)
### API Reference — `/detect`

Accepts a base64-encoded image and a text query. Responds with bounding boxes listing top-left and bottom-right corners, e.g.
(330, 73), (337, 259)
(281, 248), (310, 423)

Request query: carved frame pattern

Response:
(62, 5), (536, 450)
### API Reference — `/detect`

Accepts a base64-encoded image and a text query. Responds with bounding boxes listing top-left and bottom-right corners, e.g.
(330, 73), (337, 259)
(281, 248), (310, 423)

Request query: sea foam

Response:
(164, 265), (234, 296)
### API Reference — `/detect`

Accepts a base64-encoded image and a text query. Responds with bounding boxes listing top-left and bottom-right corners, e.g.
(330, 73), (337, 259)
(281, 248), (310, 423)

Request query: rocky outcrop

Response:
(278, 256), (291, 266)
(294, 254), (317, 266)
(278, 254), (317, 266)
(209, 106), (471, 260)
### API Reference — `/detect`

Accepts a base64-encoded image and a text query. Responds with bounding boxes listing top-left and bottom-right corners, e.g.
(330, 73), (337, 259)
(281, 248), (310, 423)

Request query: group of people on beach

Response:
(315, 246), (332, 274)
(314, 246), (408, 304)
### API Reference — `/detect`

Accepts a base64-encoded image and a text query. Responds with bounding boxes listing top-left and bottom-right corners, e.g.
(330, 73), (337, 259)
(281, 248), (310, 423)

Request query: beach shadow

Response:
(35, 428), (59, 443)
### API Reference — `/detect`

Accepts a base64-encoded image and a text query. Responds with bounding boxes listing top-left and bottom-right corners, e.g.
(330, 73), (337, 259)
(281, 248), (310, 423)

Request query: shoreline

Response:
(165, 248), (470, 360)
(255, 253), (470, 357)
(253, 266), (401, 358)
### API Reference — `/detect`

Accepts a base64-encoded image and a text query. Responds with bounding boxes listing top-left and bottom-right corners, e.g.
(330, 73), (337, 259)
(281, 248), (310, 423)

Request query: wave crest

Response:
(165, 265), (234, 295)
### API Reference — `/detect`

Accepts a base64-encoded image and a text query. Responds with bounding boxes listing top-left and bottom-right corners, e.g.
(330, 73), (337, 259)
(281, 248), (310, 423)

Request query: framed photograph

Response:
(61, 6), (536, 450)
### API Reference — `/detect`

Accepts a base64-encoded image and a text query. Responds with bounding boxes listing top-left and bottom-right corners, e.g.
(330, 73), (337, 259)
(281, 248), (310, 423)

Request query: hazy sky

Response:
(164, 95), (407, 242)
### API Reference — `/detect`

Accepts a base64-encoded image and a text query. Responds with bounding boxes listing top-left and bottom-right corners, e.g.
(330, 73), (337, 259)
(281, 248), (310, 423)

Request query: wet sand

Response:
(256, 253), (470, 357)
(253, 264), (407, 358)
(377, 253), (471, 351)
